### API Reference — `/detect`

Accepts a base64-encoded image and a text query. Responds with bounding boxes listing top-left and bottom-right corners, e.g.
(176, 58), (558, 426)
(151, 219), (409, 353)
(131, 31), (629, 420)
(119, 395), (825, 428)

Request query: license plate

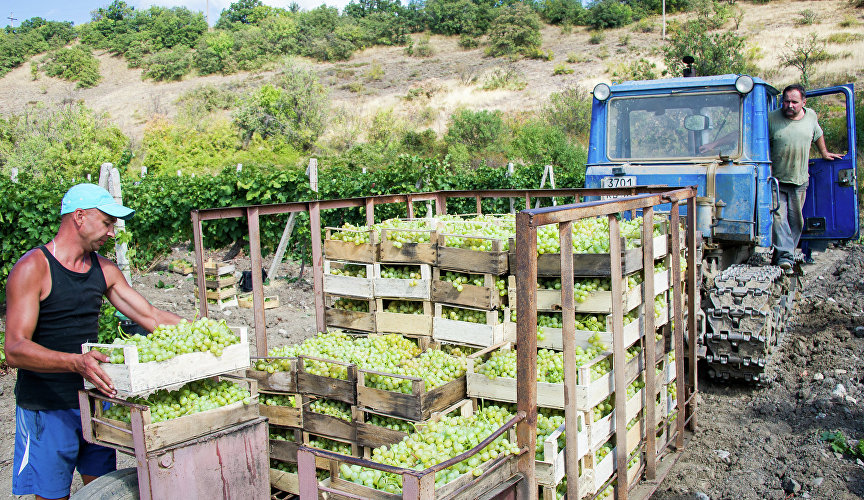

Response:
(600, 176), (636, 199)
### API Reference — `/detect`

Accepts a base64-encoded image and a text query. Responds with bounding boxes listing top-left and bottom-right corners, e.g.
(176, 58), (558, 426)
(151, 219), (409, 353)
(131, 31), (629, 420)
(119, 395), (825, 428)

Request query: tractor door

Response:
(801, 84), (859, 243)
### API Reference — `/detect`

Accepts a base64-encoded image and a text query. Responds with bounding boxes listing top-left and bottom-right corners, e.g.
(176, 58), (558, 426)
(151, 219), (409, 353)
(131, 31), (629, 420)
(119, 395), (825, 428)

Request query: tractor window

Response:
(805, 93), (849, 158)
(607, 92), (742, 160)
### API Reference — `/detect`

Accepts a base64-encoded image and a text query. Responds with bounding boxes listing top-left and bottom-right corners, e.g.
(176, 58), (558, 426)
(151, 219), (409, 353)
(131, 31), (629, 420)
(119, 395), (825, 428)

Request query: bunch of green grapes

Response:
(594, 395), (614, 422)
(384, 300), (424, 315)
(442, 221), (514, 252)
(269, 427), (297, 442)
(366, 414), (415, 433)
(332, 298), (370, 312)
(442, 272), (508, 297)
(262, 393), (297, 407)
(309, 398), (352, 422)
(379, 265), (422, 280)
(102, 379), (250, 423)
(365, 349), (466, 393)
(340, 406), (519, 493)
(627, 376), (645, 399)
(536, 410), (566, 459)
(477, 341), (608, 383)
(439, 343), (479, 358)
(254, 331), (354, 373)
(537, 277), (612, 303)
(308, 435), (353, 454)
(441, 306), (488, 324)
(379, 219), (432, 247)
(330, 264), (367, 278)
(596, 441), (613, 463)
(626, 344), (642, 363)
(102, 318), (240, 364)
(330, 224), (371, 245)
(667, 382), (677, 400)
(270, 460), (297, 473)
(654, 293), (668, 319)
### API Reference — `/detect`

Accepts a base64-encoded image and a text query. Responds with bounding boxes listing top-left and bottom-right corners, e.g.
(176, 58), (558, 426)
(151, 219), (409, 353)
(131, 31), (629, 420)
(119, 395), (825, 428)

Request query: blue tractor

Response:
(584, 72), (858, 382)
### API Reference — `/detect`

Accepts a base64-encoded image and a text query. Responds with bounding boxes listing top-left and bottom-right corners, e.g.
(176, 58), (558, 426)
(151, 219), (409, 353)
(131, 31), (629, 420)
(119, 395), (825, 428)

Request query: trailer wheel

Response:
(70, 467), (139, 500)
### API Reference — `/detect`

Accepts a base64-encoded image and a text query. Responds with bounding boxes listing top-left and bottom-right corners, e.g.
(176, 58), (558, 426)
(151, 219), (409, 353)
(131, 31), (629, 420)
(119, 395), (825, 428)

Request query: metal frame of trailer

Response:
(190, 186), (699, 500)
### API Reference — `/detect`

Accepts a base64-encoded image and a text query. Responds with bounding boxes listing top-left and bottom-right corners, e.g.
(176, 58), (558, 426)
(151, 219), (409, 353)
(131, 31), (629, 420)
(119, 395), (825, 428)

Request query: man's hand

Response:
(75, 350), (116, 397)
(822, 151), (844, 160)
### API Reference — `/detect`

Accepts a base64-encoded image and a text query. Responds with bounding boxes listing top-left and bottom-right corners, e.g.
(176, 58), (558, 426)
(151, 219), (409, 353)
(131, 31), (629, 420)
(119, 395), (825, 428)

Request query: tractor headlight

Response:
(735, 75), (754, 94)
(593, 83), (611, 101)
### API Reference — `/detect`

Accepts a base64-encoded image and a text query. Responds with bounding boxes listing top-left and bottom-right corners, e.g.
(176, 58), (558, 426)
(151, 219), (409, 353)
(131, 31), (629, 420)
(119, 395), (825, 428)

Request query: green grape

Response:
(366, 349), (467, 394)
(384, 300), (424, 315)
(442, 220), (514, 252)
(262, 393), (297, 407)
(102, 379), (250, 423)
(476, 340), (608, 383)
(104, 318), (240, 364)
(535, 215), (666, 256)
(330, 263), (367, 278)
(379, 219), (433, 247)
(310, 398), (352, 422)
(379, 265), (422, 280)
(269, 426), (298, 441)
(333, 298), (370, 312)
(308, 435), (353, 454)
(365, 414), (415, 433)
(330, 223), (371, 245)
(535, 410), (566, 459)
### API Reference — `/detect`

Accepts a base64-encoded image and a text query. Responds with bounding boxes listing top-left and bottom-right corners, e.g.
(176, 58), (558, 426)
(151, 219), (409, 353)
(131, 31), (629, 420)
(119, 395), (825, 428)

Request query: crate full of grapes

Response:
(260, 392), (302, 428)
(534, 413), (593, 491)
(302, 396), (357, 442)
(352, 399), (473, 451)
(374, 298), (432, 336)
(355, 349), (468, 421)
(82, 319), (250, 397)
(247, 356), (298, 392)
(324, 260), (374, 299)
(373, 263), (432, 300)
(432, 304), (506, 348)
(270, 460), (300, 495)
(296, 354), (358, 405)
(270, 426), (302, 464)
(435, 220), (512, 275)
(379, 219), (439, 265)
(326, 296), (376, 333)
(79, 376), (259, 454)
(324, 225), (379, 263)
(431, 269), (506, 310)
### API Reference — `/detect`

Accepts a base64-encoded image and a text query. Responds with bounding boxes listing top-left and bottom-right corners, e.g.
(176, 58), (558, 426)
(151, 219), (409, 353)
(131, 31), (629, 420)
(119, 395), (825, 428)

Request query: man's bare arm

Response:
(101, 256), (184, 332)
(816, 136), (844, 160)
(4, 251), (117, 396)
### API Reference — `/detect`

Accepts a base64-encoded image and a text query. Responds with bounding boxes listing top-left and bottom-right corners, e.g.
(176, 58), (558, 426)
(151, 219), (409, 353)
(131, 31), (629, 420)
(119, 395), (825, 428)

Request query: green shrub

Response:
(42, 46), (102, 88)
(401, 129), (439, 156)
(664, 20), (746, 77)
(142, 46), (193, 81)
(525, 47), (555, 61)
(446, 109), (504, 152)
(486, 4), (543, 57)
(796, 9), (817, 26)
(589, 31), (605, 44)
(426, 0), (490, 36)
(540, 0), (587, 25)
(633, 17), (655, 32)
(510, 120), (587, 173)
(543, 86), (592, 143)
(838, 15), (860, 27)
(194, 31), (237, 75)
(826, 32), (864, 44)
(609, 58), (658, 81)
(0, 17), (77, 77)
(459, 34), (479, 49)
(588, 0), (633, 29)
(553, 64), (574, 75)
(481, 66), (528, 91)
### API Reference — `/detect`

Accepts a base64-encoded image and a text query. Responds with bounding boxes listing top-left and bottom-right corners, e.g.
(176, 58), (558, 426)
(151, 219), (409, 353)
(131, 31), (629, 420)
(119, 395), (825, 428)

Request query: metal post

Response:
(560, 221), (582, 500)
(670, 200), (686, 448)
(609, 215), (629, 499)
(310, 201), (326, 333)
(191, 211), (208, 319)
(686, 196), (698, 430)
(642, 206), (657, 479)
(515, 211), (538, 499)
(248, 207), (267, 356)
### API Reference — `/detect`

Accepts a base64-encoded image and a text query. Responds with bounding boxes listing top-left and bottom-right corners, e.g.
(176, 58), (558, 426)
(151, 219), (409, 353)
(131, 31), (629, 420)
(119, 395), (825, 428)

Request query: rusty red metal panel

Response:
(608, 215), (629, 500)
(191, 210), (208, 319)
(406, 195), (415, 219)
(366, 198), (375, 227)
(669, 201), (686, 450)
(686, 197), (698, 431)
(297, 447), (318, 498)
(514, 212), (537, 498)
(247, 207), (267, 356)
(642, 206), (657, 480)
(130, 408), (152, 500)
(559, 221), (583, 500)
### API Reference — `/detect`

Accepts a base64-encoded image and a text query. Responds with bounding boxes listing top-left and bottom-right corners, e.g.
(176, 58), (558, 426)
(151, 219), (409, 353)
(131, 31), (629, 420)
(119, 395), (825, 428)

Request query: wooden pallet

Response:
(83, 327), (250, 397)
(324, 260), (374, 299)
(436, 233), (509, 275)
(260, 392), (302, 428)
(374, 298), (433, 336)
(432, 304), (506, 348)
(326, 296), (376, 333)
(80, 375), (259, 454)
(324, 227), (380, 263)
(379, 224), (438, 265)
(301, 395), (357, 442)
(296, 355), (358, 405)
(247, 357), (298, 392)
(356, 368), (467, 421)
(431, 268), (505, 310)
(373, 263), (432, 300)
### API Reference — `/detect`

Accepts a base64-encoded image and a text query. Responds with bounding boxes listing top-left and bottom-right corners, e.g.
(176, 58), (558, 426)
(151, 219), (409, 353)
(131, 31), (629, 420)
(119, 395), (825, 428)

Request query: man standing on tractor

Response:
(769, 83), (843, 271)
(3, 183), (184, 500)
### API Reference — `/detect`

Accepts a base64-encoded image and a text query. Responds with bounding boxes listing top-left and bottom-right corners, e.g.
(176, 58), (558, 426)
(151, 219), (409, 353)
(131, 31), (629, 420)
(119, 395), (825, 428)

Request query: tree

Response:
(663, 19), (746, 76)
(216, 0), (273, 28)
(445, 109), (504, 152)
(486, 3), (543, 57)
(588, 0), (633, 29)
(779, 32), (829, 88)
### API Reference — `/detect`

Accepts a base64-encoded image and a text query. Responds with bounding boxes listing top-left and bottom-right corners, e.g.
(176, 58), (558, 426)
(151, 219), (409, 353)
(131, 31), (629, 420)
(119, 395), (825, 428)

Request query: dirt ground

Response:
(2, 242), (864, 499)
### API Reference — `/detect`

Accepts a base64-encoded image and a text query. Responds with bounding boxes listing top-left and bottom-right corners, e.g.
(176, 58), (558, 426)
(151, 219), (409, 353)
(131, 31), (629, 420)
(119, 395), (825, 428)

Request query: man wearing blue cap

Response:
(4, 183), (184, 500)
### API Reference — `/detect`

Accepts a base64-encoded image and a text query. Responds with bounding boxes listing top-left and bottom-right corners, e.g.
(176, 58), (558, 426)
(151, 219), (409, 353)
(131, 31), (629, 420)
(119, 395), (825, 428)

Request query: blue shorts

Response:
(13, 406), (117, 499)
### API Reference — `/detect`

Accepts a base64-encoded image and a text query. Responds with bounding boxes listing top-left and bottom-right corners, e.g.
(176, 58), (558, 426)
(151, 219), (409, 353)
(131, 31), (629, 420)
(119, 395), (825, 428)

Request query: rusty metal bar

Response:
(309, 201), (326, 334)
(248, 207), (267, 356)
(191, 210), (208, 319)
(476, 195), (482, 215)
(609, 215), (629, 500)
(669, 199), (685, 450)
(365, 198), (375, 227)
(436, 192), (447, 215)
(686, 197), (698, 431)
(515, 211), (538, 500)
(559, 220), (582, 500)
(526, 189), (696, 226)
(130, 407), (152, 500)
(297, 447), (318, 498)
(406, 195), (414, 219)
(642, 206), (657, 480)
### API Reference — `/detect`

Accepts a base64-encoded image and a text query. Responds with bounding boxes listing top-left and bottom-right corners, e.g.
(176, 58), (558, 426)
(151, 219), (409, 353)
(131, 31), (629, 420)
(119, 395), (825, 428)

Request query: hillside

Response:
(0, 0), (861, 149)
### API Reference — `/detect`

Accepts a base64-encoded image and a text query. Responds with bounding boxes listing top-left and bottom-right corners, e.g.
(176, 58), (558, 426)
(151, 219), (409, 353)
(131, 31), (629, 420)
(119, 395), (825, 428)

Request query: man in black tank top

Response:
(4, 183), (184, 500)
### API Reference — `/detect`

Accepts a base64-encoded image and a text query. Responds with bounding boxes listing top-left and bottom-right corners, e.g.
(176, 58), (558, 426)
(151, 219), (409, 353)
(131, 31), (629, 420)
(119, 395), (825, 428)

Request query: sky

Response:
(2, 0), (352, 28)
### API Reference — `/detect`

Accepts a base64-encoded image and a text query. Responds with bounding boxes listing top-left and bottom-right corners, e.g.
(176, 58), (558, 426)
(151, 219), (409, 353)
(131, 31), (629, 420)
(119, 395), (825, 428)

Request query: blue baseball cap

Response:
(60, 183), (135, 220)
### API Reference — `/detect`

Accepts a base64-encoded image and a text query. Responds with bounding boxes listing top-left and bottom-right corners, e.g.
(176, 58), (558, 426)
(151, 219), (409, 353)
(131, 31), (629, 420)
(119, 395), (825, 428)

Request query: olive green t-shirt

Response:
(768, 108), (823, 185)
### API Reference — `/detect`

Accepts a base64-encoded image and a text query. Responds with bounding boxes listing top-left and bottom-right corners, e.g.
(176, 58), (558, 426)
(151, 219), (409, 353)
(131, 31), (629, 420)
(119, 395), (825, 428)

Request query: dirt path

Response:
(2, 243), (863, 499)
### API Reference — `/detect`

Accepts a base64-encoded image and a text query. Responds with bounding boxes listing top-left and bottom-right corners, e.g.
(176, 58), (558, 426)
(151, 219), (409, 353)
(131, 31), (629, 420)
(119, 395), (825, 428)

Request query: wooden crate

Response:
(507, 233), (670, 278)
(270, 466), (299, 495)
(238, 293), (280, 309)
(79, 376), (259, 454)
(194, 285), (238, 301)
(82, 327), (250, 397)
(302, 395), (357, 442)
(436, 233), (509, 275)
(201, 274), (238, 289)
(303, 432), (361, 459)
(431, 269), (505, 310)
(260, 392), (302, 427)
(203, 261), (235, 277)
(375, 298), (433, 336)
(507, 269), (671, 314)
(326, 296), (376, 333)
(534, 417), (597, 493)
(379, 224), (438, 265)
(296, 355), (358, 405)
(324, 260), (374, 299)
(353, 399), (473, 451)
(324, 227), (379, 263)
(373, 263), (432, 300)
(592, 437), (644, 496)
(432, 304), (506, 348)
(247, 357), (298, 392)
(169, 261), (194, 275)
(356, 368), (467, 421)
(270, 428), (303, 464)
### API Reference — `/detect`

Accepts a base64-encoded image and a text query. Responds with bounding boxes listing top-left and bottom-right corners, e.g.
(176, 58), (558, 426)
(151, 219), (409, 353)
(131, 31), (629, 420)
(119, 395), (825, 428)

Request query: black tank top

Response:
(15, 246), (107, 410)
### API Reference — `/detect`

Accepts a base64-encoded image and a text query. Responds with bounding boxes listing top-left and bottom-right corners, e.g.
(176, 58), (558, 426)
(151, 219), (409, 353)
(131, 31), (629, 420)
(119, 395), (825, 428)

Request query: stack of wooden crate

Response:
(194, 260), (238, 309)
(323, 226), (378, 334)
